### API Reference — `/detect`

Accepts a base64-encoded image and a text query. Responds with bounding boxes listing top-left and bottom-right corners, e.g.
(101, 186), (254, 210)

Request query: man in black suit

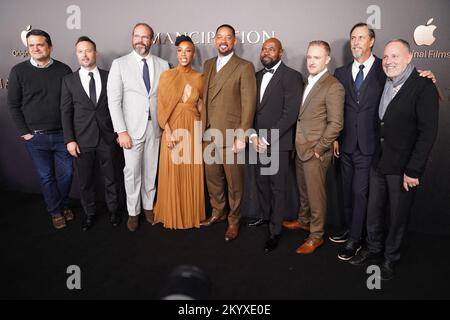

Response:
(350, 39), (439, 280)
(248, 38), (304, 252)
(61, 36), (122, 231)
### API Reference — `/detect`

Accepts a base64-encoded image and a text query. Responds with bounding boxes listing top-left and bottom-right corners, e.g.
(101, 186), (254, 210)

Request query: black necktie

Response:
(262, 68), (274, 75)
(88, 72), (96, 105)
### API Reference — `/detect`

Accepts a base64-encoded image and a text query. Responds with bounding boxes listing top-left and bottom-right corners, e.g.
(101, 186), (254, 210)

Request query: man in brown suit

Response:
(285, 40), (344, 254)
(200, 24), (257, 242)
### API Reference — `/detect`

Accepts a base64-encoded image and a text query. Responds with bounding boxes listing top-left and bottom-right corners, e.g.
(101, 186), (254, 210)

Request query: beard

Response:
(352, 48), (363, 59)
(133, 43), (150, 56)
(261, 57), (280, 69)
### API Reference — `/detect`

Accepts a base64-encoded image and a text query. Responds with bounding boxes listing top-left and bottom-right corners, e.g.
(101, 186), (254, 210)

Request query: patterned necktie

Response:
(88, 72), (96, 105)
(354, 64), (365, 90)
(142, 58), (151, 93)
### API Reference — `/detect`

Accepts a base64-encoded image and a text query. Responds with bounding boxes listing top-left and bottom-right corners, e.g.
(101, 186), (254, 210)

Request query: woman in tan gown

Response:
(154, 35), (205, 229)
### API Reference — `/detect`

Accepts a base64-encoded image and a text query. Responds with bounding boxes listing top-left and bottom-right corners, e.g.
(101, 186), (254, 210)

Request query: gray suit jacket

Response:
(107, 52), (170, 139)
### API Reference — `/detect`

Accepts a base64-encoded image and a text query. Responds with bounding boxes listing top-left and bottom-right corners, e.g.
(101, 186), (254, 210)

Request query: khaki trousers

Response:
(295, 150), (332, 239)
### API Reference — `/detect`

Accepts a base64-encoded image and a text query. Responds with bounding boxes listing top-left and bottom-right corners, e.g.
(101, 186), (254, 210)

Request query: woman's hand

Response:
(165, 130), (176, 149)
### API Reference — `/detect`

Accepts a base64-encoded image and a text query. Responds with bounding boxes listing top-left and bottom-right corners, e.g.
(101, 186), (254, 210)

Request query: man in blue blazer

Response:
(332, 23), (385, 260)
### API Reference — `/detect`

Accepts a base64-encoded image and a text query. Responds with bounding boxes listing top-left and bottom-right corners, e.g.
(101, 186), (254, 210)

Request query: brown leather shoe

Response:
(52, 214), (66, 229)
(200, 214), (227, 227)
(282, 220), (310, 231)
(144, 209), (154, 224)
(296, 238), (324, 254)
(224, 224), (239, 242)
(63, 208), (74, 222)
(127, 216), (139, 232)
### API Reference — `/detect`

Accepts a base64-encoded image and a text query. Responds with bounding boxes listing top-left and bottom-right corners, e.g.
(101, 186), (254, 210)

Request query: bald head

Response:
(260, 37), (283, 68)
(382, 39), (413, 79)
(264, 38), (283, 50)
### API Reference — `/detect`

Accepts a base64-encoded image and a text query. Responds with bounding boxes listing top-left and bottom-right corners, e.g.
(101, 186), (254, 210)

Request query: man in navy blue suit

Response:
(331, 23), (435, 261)
(332, 23), (385, 260)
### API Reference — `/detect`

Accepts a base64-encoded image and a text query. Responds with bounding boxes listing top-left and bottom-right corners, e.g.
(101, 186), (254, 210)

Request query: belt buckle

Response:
(33, 129), (60, 135)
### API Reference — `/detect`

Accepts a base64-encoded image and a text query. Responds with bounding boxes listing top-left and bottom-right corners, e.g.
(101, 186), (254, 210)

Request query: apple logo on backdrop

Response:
(414, 18), (437, 46)
(21, 25), (32, 47)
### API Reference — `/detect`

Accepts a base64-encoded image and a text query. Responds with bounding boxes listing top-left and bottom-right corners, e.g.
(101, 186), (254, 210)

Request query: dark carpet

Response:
(1, 190), (449, 300)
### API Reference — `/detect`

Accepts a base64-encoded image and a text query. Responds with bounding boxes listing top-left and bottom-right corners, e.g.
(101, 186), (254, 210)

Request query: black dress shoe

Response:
(110, 212), (120, 227)
(329, 230), (349, 243)
(264, 235), (280, 253)
(337, 239), (361, 261)
(248, 218), (269, 227)
(380, 259), (395, 281)
(82, 215), (95, 231)
(349, 247), (382, 266)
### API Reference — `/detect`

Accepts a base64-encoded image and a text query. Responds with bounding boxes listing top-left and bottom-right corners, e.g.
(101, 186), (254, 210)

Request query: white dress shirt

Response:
(352, 54), (375, 81)
(133, 50), (154, 90)
(30, 58), (53, 68)
(79, 66), (102, 103)
(216, 52), (234, 72)
(259, 60), (282, 103)
(249, 61), (283, 145)
(302, 68), (328, 104)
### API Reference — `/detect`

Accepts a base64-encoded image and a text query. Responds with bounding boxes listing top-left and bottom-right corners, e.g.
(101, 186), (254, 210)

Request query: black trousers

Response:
(76, 137), (122, 216)
(255, 151), (291, 236)
(366, 167), (417, 262)
(340, 147), (372, 242)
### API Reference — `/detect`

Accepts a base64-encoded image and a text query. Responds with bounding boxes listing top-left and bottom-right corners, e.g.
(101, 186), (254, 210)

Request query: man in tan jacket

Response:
(284, 40), (344, 254)
(200, 24), (256, 242)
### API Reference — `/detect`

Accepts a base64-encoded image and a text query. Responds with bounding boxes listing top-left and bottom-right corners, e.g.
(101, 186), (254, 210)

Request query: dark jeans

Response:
(25, 131), (73, 216)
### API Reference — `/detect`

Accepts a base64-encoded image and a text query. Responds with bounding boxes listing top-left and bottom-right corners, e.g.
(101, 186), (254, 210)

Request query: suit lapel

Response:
(299, 71), (329, 117)
(358, 58), (381, 103)
(97, 69), (108, 107)
(73, 69), (96, 108)
(208, 55), (240, 103)
(149, 56), (157, 96)
(345, 63), (359, 106)
(203, 58), (216, 106)
(382, 70), (418, 121)
(259, 63), (284, 110)
(256, 70), (263, 109)
(127, 52), (149, 96)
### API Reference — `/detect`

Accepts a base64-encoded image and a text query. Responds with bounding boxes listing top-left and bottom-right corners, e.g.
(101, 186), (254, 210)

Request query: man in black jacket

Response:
(60, 36), (122, 231)
(350, 39), (439, 280)
(8, 29), (73, 230)
(248, 38), (304, 252)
